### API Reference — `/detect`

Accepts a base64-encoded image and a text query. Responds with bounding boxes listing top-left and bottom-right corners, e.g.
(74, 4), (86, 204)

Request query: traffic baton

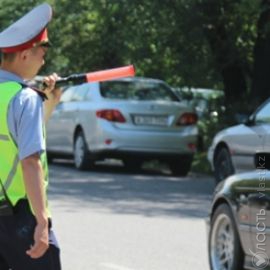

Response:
(43, 65), (135, 88)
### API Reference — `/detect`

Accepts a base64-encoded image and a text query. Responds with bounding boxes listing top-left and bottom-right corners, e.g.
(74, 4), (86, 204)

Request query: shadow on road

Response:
(48, 159), (215, 219)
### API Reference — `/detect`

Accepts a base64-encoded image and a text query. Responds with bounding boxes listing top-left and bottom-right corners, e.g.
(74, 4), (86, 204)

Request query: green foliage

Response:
(44, 0), (221, 88)
(191, 152), (212, 174)
(0, 1), (266, 105)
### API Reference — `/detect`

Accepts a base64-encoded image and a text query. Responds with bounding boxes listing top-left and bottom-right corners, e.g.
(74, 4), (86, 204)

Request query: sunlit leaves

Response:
(0, 0), (265, 101)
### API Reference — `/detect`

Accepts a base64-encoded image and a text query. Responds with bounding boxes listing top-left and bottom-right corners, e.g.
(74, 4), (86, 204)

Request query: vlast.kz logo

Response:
(250, 249), (269, 269)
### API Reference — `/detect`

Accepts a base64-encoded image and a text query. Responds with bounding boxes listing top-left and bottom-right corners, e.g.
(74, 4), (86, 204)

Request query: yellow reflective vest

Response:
(0, 81), (49, 214)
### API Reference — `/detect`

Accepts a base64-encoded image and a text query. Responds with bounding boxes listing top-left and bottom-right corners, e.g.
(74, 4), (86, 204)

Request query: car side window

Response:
(255, 101), (270, 124)
(71, 85), (88, 102)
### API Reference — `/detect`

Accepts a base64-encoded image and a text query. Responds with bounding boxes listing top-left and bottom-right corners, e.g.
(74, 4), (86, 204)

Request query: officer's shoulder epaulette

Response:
(20, 83), (48, 101)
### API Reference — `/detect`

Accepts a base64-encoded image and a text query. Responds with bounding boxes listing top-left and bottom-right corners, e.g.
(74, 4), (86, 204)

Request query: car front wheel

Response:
(214, 147), (234, 184)
(209, 204), (244, 270)
(74, 131), (92, 170)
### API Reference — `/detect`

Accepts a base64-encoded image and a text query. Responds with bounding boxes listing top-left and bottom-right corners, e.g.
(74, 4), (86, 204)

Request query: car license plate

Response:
(134, 115), (168, 126)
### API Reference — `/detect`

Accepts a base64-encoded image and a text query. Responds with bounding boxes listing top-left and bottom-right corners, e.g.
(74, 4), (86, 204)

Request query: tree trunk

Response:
(221, 62), (247, 104)
(251, 0), (270, 106)
(198, 1), (247, 106)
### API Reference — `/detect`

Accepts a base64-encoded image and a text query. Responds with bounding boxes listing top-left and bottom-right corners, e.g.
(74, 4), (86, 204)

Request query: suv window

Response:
(100, 81), (179, 102)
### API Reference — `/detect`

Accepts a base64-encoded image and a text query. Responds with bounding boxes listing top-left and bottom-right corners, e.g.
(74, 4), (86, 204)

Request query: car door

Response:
(248, 175), (270, 264)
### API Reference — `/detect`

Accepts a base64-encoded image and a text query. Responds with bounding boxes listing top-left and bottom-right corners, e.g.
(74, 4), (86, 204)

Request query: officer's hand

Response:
(26, 222), (49, 259)
(42, 73), (62, 104)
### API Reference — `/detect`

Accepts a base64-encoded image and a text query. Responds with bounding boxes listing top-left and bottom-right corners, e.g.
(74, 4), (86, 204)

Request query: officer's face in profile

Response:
(31, 44), (48, 66)
(20, 45), (48, 79)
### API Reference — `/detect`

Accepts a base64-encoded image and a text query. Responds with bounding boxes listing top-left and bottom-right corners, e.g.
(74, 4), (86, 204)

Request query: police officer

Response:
(0, 3), (61, 269)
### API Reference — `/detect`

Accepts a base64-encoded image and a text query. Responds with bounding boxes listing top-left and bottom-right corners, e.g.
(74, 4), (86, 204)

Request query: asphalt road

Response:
(48, 160), (215, 270)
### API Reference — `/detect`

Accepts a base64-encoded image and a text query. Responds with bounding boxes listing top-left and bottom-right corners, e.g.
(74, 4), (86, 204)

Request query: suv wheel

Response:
(209, 204), (244, 270)
(74, 131), (92, 170)
(214, 147), (234, 184)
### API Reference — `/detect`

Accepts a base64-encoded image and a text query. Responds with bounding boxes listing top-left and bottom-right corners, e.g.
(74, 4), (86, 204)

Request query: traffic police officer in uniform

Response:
(0, 3), (61, 269)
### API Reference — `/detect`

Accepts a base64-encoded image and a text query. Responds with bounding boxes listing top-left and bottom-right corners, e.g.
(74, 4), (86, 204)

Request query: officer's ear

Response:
(19, 49), (30, 61)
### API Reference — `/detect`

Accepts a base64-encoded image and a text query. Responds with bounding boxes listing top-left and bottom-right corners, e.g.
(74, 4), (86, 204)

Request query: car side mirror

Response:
(254, 153), (270, 170)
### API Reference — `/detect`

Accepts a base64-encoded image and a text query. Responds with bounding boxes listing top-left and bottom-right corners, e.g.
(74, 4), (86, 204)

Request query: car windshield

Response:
(100, 81), (179, 102)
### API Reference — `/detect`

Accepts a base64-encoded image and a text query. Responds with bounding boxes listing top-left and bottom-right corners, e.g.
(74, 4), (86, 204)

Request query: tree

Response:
(0, 0), (269, 109)
(252, 0), (270, 106)
(195, 0), (259, 107)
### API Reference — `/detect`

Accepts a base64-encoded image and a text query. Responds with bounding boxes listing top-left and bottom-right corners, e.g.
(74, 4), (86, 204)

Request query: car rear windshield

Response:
(100, 81), (179, 102)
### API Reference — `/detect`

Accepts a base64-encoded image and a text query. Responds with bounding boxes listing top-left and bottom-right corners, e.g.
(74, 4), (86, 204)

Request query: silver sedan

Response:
(46, 77), (198, 176)
(208, 98), (270, 184)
